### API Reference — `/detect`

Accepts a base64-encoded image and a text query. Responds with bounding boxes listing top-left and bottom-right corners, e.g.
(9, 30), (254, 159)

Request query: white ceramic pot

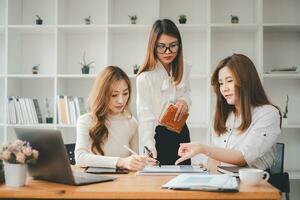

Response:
(4, 162), (27, 187)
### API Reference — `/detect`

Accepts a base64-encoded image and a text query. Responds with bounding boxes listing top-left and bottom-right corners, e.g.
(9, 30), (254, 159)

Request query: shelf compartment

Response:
(263, 0), (300, 24)
(211, 30), (259, 72)
(7, 77), (55, 125)
(263, 29), (300, 74)
(0, 79), (4, 123)
(180, 28), (208, 76)
(0, 0), (6, 25)
(57, 27), (106, 75)
(0, 28), (5, 74)
(57, 78), (93, 101)
(187, 79), (208, 125)
(211, 0), (259, 24)
(108, 0), (158, 25)
(58, 0), (107, 25)
(160, 0), (207, 25)
(107, 28), (149, 75)
(7, 27), (55, 75)
(58, 127), (77, 144)
(264, 79), (300, 125)
(277, 129), (300, 179)
(8, 0), (55, 25)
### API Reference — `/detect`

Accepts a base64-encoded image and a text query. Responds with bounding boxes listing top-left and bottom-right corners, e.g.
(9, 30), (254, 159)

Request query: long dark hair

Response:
(211, 54), (281, 135)
(138, 18), (184, 85)
(88, 66), (131, 155)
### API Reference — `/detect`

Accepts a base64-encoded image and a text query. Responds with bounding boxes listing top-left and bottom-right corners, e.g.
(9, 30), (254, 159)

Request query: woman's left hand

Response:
(174, 100), (188, 122)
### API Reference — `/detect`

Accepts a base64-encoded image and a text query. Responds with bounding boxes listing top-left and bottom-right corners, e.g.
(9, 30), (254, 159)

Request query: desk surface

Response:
(0, 173), (280, 200)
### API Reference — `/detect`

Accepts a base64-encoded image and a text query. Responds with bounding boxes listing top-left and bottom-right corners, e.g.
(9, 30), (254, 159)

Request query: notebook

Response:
(15, 128), (116, 185)
(217, 166), (247, 177)
(85, 167), (129, 174)
(137, 165), (207, 176)
(162, 174), (239, 192)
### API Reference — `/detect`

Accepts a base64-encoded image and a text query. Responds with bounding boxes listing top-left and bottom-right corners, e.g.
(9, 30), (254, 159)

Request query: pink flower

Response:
(22, 146), (32, 156)
(1, 150), (11, 161)
(32, 150), (39, 160)
(16, 152), (26, 164)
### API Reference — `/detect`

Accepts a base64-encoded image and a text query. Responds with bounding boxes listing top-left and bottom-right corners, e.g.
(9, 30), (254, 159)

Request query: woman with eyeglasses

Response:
(136, 19), (191, 165)
(175, 54), (281, 170)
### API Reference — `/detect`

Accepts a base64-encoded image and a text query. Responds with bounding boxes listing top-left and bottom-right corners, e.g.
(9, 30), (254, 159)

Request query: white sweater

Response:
(136, 61), (191, 150)
(75, 113), (139, 168)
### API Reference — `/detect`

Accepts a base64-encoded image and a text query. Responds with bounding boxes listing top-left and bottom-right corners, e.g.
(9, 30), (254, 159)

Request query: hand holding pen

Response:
(144, 146), (161, 167)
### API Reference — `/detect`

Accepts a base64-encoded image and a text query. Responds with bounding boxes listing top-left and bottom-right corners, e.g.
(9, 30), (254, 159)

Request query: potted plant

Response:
(178, 14), (187, 24)
(0, 140), (39, 187)
(133, 64), (139, 74)
(45, 98), (53, 124)
(32, 64), (40, 74)
(35, 15), (43, 25)
(231, 15), (239, 24)
(84, 16), (91, 25)
(128, 15), (137, 24)
(283, 95), (289, 124)
(79, 52), (95, 74)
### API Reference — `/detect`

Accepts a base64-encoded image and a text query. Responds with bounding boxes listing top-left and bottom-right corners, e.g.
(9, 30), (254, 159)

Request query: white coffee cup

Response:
(239, 168), (270, 186)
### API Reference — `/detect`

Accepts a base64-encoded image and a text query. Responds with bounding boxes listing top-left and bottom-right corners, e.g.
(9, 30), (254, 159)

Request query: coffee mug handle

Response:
(263, 171), (270, 181)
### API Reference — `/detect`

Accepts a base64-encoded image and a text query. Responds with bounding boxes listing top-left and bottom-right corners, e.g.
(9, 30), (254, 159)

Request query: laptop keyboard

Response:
(73, 171), (104, 184)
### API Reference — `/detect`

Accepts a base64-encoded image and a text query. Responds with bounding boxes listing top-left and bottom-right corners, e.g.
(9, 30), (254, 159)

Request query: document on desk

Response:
(162, 174), (239, 192)
(137, 165), (207, 176)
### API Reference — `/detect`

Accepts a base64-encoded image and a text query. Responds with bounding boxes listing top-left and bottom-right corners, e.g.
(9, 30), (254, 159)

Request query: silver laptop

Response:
(15, 128), (116, 185)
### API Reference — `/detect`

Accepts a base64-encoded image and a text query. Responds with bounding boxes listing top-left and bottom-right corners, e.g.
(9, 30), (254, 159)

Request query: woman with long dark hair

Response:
(137, 19), (192, 165)
(175, 54), (281, 170)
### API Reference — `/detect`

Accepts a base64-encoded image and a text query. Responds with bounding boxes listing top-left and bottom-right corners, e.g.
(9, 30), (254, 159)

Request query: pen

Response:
(123, 145), (138, 155)
(144, 146), (161, 167)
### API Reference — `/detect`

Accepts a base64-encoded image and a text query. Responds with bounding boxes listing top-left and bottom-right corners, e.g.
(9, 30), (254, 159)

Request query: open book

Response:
(137, 165), (207, 176)
(162, 174), (239, 192)
(159, 104), (189, 133)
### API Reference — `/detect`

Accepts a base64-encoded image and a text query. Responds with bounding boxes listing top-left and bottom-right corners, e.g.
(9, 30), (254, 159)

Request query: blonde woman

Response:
(75, 66), (155, 171)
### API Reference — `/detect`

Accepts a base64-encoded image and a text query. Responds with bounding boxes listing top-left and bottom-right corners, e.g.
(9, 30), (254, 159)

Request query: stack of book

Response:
(7, 96), (43, 124)
(56, 96), (86, 125)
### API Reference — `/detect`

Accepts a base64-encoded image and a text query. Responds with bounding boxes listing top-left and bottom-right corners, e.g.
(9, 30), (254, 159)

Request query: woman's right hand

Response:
(175, 143), (202, 165)
(117, 155), (147, 171)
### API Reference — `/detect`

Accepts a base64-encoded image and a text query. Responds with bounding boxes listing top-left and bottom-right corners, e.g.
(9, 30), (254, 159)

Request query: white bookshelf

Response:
(0, 0), (299, 178)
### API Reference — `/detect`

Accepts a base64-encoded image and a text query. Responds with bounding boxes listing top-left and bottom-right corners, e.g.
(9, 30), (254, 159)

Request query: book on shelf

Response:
(159, 103), (189, 133)
(56, 95), (86, 125)
(7, 97), (43, 124)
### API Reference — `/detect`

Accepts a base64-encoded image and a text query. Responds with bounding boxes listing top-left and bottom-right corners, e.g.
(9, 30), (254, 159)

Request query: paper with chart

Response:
(162, 174), (238, 191)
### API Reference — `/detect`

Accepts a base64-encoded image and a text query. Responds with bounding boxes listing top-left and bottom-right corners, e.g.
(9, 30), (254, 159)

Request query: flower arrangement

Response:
(0, 140), (39, 164)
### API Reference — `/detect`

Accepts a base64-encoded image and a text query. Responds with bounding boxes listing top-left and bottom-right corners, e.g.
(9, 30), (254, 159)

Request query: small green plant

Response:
(128, 15), (137, 24)
(178, 14), (187, 24)
(32, 64), (40, 74)
(133, 64), (140, 74)
(35, 15), (43, 25)
(79, 52), (95, 74)
(283, 95), (289, 118)
(84, 16), (91, 25)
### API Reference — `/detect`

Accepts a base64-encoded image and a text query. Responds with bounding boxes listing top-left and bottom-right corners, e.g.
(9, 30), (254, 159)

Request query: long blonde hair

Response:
(138, 19), (184, 85)
(88, 66), (131, 155)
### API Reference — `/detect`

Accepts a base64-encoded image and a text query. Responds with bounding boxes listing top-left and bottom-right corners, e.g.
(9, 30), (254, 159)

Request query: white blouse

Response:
(136, 61), (192, 150)
(210, 105), (281, 170)
(75, 113), (139, 168)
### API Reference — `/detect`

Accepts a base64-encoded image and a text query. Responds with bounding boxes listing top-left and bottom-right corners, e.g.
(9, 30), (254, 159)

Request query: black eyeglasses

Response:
(156, 42), (180, 54)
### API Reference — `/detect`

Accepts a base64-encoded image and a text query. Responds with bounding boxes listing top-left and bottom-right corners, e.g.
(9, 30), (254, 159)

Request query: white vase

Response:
(4, 162), (27, 187)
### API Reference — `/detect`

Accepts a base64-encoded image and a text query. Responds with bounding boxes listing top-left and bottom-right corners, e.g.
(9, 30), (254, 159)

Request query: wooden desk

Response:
(0, 173), (280, 200)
